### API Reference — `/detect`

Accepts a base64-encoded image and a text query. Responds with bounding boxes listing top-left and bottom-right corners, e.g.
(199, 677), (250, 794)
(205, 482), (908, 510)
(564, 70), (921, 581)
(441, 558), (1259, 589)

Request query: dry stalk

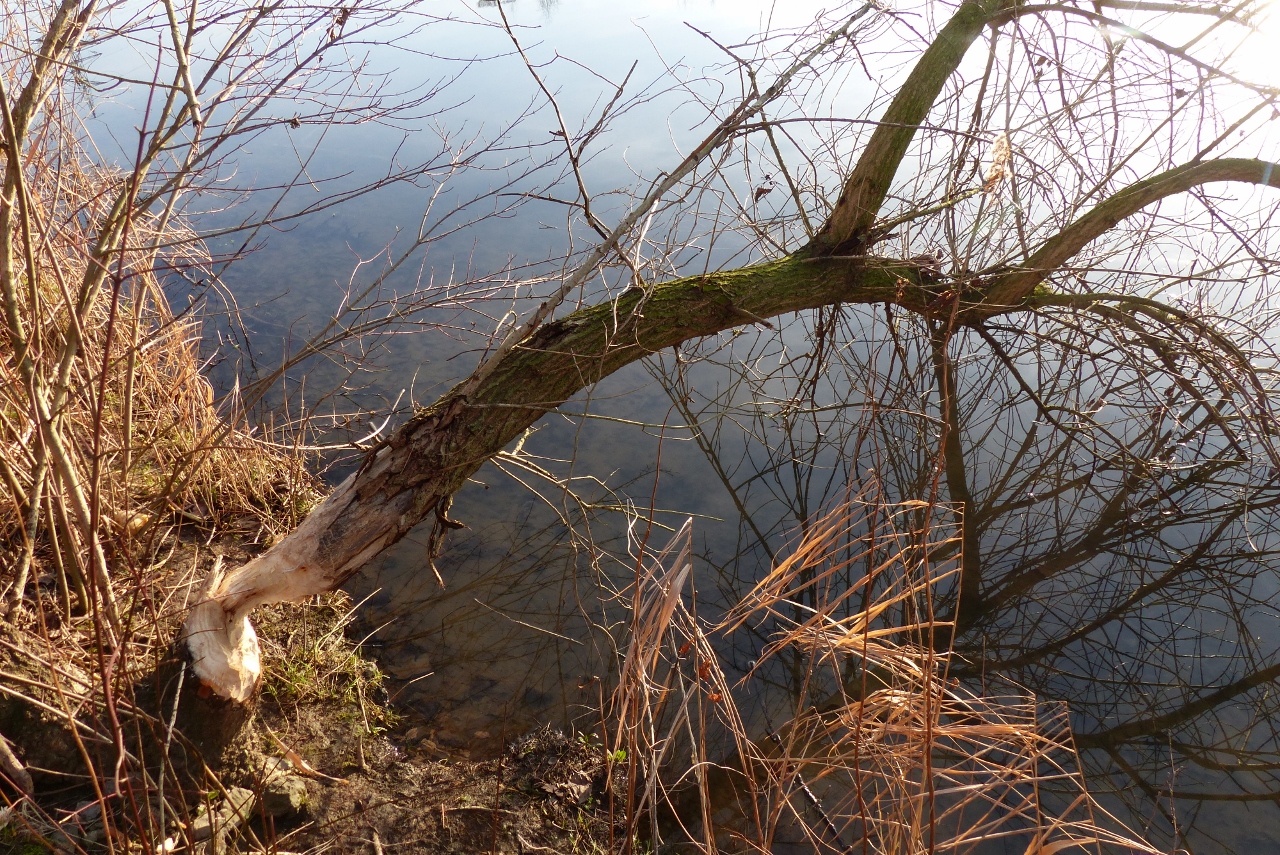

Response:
(0, 6), (325, 851)
(0, 83), (318, 617)
(613, 487), (1162, 854)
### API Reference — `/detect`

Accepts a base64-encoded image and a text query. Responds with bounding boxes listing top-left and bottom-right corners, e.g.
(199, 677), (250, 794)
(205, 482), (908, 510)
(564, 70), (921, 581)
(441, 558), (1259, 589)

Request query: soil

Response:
(0, 536), (631, 855)
(255, 719), (630, 855)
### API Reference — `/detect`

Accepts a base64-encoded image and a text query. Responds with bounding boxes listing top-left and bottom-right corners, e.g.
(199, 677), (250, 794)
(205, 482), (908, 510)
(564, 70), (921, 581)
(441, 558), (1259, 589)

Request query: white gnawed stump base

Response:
(180, 473), (389, 701)
(166, 478), (372, 761)
(182, 592), (262, 704)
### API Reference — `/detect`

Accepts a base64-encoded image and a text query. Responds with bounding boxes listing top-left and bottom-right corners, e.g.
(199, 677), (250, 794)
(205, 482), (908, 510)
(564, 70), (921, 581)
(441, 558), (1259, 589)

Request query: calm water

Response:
(208, 0), (841, 750)
(172, 1), (1280, 851)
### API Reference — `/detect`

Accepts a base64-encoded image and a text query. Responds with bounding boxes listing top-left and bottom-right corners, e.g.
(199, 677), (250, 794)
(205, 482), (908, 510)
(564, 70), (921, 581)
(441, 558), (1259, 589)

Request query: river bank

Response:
(0, 528), (627, 855)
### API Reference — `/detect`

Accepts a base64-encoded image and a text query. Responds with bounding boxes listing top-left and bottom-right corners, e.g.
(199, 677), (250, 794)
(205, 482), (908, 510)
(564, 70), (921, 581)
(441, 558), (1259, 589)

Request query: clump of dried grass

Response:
(611, 483), (1161, 854)
(0, 99), (317, 619)
(0, 28), (324, 851)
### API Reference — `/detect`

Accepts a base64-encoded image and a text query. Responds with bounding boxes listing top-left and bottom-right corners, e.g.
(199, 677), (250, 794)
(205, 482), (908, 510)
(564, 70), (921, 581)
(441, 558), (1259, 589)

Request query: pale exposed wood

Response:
(180, 256), (901, 700)
(182, 474), (374, 700)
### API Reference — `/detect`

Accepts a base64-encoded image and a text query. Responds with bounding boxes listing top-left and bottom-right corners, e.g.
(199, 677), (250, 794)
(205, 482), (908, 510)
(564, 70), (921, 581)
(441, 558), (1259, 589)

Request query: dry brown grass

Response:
(0, 15), (327, 851)
(0, 92), (318, 620)
(610, 483), (1161, 854)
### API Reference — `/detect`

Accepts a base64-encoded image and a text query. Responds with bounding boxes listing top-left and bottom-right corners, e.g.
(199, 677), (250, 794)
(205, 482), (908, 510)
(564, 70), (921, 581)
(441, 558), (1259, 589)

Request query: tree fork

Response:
(180, 153), (1280, 703)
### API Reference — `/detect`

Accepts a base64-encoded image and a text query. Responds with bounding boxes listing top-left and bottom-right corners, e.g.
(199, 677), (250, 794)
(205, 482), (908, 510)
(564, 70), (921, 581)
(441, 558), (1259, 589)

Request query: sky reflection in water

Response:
(190, 2), (1280, 851)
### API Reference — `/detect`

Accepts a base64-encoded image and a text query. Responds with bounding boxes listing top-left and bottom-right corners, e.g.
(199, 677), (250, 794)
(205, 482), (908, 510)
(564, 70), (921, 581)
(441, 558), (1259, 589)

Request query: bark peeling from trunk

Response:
(182, 473), (385, 701)
(181, 256), (904, 699)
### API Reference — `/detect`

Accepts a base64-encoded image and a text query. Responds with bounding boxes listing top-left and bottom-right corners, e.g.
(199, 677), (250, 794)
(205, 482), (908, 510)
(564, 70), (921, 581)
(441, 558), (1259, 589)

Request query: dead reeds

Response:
(610, 483), (1161, 854)
(0, 7), (324, 850)
(0, 72), (316, 623)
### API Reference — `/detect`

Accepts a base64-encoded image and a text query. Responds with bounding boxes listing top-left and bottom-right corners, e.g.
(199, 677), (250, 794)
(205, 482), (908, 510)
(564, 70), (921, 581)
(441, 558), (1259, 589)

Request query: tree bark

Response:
(176, 0), (1280, 709)
(183, 255), (914, 699)
(178, 0), (1029, 706)
(181, 151), (1280, 703)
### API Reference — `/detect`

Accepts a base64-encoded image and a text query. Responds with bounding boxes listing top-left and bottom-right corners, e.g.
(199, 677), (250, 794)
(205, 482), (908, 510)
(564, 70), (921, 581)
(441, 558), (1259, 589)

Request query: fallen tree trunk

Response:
(182, 254), (915, 700)
(179, 154), (1280, 703)
(176, 0), (1019, 704)
(177, 0), (1020, 704)
(175, 0), (1280, 711)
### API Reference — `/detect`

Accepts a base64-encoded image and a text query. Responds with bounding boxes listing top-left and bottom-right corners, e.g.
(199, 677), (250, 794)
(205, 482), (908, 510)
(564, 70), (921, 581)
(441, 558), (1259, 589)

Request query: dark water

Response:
(176, 1), (1280, 851)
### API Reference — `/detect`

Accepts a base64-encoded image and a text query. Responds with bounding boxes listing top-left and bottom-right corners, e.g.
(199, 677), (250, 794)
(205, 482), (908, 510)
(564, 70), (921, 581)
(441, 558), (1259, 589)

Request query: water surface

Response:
(182, 2), (1280, 851)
